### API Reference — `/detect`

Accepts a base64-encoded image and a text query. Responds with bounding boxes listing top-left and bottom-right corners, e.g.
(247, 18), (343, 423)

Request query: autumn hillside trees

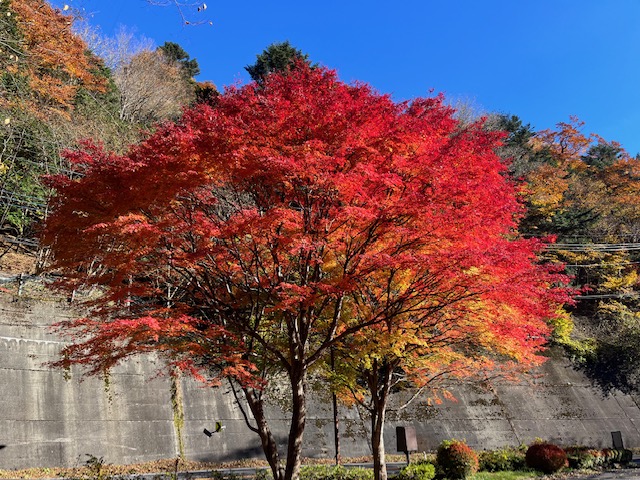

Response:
(491, 113), (640, 394)
(43, 65), (568, 480)
(3, 0), (107, 114)
(0, 0), (114, 238)
(0, 1), (200, 242)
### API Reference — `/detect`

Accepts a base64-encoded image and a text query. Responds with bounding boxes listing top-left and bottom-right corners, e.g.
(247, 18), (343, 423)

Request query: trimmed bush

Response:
(436, 440), (479, 480)
(525, 443), (567, 474)
(299, 466), (374, 480)
(394, 461), (436, 480)
(478, 446), (527, 472)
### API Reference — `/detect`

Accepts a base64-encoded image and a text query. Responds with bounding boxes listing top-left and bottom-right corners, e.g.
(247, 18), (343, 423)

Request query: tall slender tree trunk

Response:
(244, 389), (285, 480)
(371, 406), (388, 480)
(331, 347), (341, 465)
(333, 391), (341, 465)
(285, 363), (307, 480)
(369, 361), (393, 480)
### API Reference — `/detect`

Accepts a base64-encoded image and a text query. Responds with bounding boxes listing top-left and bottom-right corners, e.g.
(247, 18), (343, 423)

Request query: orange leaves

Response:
(6, 0), (106, 116)
(534, 117), (592, 167)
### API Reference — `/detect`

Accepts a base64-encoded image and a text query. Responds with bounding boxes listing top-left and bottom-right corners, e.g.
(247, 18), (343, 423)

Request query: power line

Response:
(564, 261), (640, 268)
(575, 293), (639, 299)
(545, 243), (640, 252)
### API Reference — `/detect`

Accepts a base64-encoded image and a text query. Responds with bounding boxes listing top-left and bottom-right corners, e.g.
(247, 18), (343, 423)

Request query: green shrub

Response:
(602, 448), (633, 465)
(299, 465), (374, 480)
(255, 469), (274, 480)
(436, 440), (479, 480)
(565, 446), (633, 469)
(525, 443), (567, 474)
(565, 447), (604, 469)
(478, 446), (527, 472)
(394, 461), (436, 480)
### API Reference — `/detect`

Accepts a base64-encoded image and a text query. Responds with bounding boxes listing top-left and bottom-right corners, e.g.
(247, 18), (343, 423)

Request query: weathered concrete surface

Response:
(0, 299), (180, 469)
(1, 288), (640, 469)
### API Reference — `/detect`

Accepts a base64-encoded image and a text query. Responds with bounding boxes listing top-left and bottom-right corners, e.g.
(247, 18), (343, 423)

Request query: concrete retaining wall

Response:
(1, 291), (639, 469)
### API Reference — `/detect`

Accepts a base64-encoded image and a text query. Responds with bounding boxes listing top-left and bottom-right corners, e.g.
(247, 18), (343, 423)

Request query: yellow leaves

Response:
(527, 164), (569, 220)
(597, 301), (640, 325)
(548, 308), (574, 343)
(602, 268), (637, 292)
(463, 266), (480, 276)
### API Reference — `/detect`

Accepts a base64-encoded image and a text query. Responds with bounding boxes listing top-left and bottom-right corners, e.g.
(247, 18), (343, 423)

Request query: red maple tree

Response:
(43, 64), (569, 480)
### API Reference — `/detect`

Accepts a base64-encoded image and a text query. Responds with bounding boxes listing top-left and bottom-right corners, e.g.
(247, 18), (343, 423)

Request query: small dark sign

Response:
(612, 431), (624, 449)
(396, 426), (418, 453)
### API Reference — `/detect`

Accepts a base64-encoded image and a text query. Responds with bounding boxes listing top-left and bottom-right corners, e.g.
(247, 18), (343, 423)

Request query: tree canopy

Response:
(43, 64), (568, 480)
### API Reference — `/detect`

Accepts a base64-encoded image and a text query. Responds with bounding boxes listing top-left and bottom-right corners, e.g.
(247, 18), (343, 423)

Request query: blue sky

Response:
(50, 0), (640, 155)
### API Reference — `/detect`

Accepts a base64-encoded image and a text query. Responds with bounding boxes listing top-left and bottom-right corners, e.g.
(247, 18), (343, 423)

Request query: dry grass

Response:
(0, 455), (423, 479)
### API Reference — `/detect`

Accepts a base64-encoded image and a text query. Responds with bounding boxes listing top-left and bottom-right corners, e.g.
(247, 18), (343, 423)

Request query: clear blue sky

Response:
(50, 0), (640, 155)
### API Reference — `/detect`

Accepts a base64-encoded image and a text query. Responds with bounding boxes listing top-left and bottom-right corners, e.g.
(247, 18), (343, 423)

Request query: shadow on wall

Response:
(194, 443), (267, 463)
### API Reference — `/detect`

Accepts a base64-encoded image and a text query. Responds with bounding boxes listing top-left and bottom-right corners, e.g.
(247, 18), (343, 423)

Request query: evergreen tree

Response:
(158, 41), (200, 79)
(245, 41), (311, 84)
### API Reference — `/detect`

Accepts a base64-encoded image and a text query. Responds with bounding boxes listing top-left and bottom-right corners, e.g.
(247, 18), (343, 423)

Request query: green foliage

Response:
(255, 469), (274, 480)
(394, 461), (436, 480)
(1, 71), (30, 97)
(72, 56), (140, 154)
(299, 465), (374, 480)
(245, 41), (311, 84)
(524, 443), (567, 474)
(0, 109), (56, 236)
(582, 143), (623, 170)
(158, 41), (200, 79)
(478, 447), (527, 472)
(436, 440), (479, 480)
(564, 446), (632, 469)
(74, 54), (120, 116)
(564, 447), (604, 469)
(486, 114), (552, 180)
(605, 448), (633, 465)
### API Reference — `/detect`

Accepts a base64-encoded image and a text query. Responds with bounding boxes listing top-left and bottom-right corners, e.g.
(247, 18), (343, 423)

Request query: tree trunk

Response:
(331, 348), (341, 465)
(333, 391), (341, 465)
(284, 363), (307, 480)
(244, 388), (285, 480)
(371, 401), (388, 480)
(369, 361), (393, 480)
